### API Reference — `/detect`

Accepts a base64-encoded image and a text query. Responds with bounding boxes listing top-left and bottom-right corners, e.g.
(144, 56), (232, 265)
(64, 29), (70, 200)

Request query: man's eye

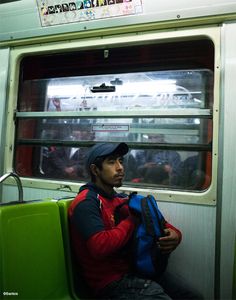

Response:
(106, 157), (123, 164)
(108, 159), (115, 164)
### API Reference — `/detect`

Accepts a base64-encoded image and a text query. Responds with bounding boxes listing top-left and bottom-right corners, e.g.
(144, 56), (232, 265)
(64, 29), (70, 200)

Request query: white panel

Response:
(159, 202), (216, 300)
(219, 22), (236, 300)
(2, 185), (76, 203)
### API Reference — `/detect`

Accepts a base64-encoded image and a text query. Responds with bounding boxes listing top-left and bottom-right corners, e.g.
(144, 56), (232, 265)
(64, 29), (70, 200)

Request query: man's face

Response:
(72, 130), (86, 140)
(95, 154), (125, 188)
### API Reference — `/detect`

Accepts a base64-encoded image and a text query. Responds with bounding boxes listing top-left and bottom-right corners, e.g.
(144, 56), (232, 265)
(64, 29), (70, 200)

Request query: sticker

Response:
(36, 0), (143, 26)
(92, 124), (129, 131)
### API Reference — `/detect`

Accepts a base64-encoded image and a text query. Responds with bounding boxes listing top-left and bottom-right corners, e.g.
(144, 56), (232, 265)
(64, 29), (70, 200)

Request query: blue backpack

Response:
(115, 193), (169, 277)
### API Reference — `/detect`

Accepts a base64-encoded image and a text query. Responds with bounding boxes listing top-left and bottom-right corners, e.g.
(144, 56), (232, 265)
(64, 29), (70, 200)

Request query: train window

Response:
(14, 39), (214, 191)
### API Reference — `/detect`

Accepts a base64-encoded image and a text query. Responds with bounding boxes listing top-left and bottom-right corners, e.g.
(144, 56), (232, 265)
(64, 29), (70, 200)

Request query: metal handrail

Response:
(0, 172), (23, 202)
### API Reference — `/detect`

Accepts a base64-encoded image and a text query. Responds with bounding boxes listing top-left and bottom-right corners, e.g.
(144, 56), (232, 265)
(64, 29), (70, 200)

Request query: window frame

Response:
(5, 26), (220, 205)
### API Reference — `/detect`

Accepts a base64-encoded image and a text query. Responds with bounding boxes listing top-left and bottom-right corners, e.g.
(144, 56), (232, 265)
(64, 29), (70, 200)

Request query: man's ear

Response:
(90, 164), (98, 177)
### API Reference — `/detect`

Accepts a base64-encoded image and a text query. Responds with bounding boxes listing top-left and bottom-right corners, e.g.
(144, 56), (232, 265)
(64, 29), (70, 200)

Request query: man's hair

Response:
(90, 156), (104, 182)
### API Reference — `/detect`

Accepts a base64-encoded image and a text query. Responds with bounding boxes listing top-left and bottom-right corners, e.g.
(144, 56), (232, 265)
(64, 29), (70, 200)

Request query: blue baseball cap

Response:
(86, 142), (129, 170)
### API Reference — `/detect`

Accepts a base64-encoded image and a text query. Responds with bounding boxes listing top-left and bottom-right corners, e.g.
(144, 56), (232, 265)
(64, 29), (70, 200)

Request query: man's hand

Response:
(157, 228), (180, 254)
(52, 98), (61, 111)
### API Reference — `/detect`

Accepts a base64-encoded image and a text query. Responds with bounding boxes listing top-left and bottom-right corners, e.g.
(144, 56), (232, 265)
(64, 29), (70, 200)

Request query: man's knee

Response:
(139, 280), (172, 299)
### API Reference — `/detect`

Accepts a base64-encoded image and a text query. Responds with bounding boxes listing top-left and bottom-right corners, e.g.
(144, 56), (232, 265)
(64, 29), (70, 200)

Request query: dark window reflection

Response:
(124, 149), (211, 190)
(15, 145), (211, 190)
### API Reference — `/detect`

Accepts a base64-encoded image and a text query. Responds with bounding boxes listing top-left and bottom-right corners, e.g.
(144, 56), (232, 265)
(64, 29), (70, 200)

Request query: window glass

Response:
(15, 39), (214, 191)
(17, 118), (212, 145)
(19, 70), (213, 112)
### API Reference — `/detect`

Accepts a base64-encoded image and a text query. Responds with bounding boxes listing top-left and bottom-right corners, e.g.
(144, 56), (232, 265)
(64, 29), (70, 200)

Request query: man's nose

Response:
(115, 160), (123, 170)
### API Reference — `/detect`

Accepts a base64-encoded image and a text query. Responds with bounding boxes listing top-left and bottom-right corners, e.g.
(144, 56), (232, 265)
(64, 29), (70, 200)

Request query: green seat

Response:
(0, 200), (70, 300)
(57, 198), (90, 300)
(233, 234), (236, 299)
(57, 199), (78, 299)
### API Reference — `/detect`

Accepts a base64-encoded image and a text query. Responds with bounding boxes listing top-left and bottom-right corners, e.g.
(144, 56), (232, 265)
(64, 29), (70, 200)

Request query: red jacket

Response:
(68, 183), (181, 295)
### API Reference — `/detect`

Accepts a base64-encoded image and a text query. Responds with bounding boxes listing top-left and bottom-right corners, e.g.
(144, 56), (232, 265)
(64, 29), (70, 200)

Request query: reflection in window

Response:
(126, 149), (211, 190)
(21, 69), (212, 113)
(15, 145), (211, 191)
(17, 117), (212, 145)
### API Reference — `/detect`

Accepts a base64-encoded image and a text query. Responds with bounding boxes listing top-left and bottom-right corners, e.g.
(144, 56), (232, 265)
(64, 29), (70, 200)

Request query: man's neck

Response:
(93, 181), (115, 198)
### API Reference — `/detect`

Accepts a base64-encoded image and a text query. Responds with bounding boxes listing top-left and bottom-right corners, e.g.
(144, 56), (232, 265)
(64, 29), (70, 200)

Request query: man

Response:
(45, 125), (94, 180)
(136, 134), (182, 186)
(68, 142), (201, 299)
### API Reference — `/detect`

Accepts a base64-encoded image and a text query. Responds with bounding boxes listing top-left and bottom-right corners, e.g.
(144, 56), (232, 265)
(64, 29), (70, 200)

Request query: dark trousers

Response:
(99, 274), (171, 299)
(99, 273), (204, 300)
(157, 272), (204, 300)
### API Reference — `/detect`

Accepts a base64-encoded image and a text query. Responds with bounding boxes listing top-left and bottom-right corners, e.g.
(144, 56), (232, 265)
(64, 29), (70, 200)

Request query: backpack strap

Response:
(141, 195), (166, 237)
(148, 196), (166, 237)
(141, 197), (156, 237)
